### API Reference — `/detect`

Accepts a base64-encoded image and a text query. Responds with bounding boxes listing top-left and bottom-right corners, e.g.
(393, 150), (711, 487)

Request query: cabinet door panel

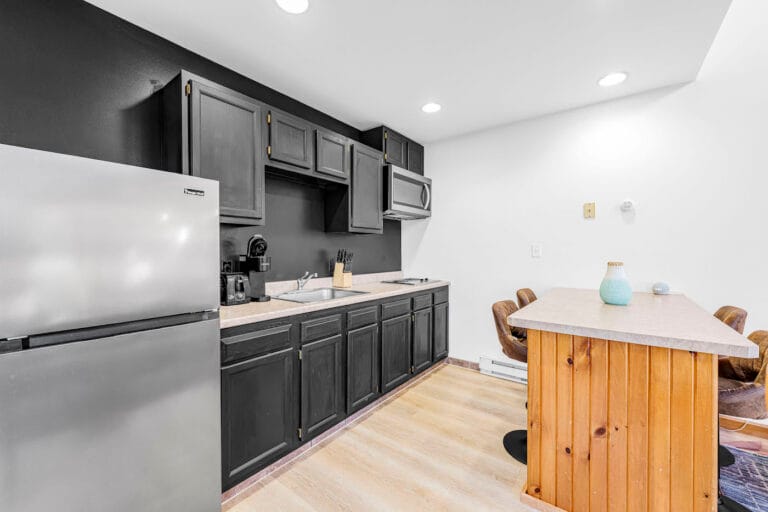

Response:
(301, 334), (345, 440)
(316, 129), (349, 180)
(412, 307), (433, 374)
(408, 142), (424, 175)
(221, 347), (295, 489)
(190, 81), (264, 224)
(384, 129), (408, 168)
(268, 110), (313, 170)
(381, 314), (412, 393)
(347, 324), (380, 413)
(350, 144), (383, 233)
(433, 302), (449, 360)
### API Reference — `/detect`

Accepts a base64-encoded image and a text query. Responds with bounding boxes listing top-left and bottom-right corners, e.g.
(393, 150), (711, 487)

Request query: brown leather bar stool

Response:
(713, 305), (753, 512)
(492, 299), (528, 464)
(715, 306), (748, 334)
(493, 289), (538, 465)
(516, 288), (538, 309)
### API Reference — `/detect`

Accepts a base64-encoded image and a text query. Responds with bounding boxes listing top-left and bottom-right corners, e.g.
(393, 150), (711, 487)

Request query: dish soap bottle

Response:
(599, 261), (632, 306)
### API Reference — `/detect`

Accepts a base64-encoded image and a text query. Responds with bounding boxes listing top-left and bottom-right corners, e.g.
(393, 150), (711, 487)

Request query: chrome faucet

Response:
(297, 271), (318, 290)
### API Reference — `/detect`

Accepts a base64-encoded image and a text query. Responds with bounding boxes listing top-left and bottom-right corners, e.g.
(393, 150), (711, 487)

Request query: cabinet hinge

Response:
(376, 385), (380, 393)
(267, 112), (272, 125)
(267, 145), (272, 157)
(297, 428), (303, 440)
(298, 349), (302, 360)
(184, 82), (191, 96)
(384, 131), (388, 140)
(410, 366), (415, 374)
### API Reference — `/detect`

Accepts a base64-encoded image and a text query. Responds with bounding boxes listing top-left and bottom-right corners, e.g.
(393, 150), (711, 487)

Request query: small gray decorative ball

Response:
(652, 282), (670, 295)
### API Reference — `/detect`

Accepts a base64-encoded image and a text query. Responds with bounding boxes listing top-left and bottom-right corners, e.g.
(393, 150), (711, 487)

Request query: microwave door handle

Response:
(422, 183), (431, 210)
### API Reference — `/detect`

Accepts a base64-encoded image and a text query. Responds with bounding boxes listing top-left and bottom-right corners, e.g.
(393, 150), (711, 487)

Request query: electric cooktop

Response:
(382, 278), (433, 285)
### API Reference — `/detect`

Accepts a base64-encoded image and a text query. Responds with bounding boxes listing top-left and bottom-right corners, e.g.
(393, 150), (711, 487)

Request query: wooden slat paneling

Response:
(608, 341), (628, 512)
(693, 353), (717, 512)
(540, 330), (558, 503)
(648, 347), (671, 512)
(589, 338), (609, 512)
(556, 334), (574, 510)
(526, 332), (717, 512)
(670, 350), (695, 512)
(571, 336), (591, 512)
(528, 329), (543, 499)
(627, 344), (649, 512)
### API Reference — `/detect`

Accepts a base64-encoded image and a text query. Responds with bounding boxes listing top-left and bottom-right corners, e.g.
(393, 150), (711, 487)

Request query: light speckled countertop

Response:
(221, 279), (449, 329)
(508, 288), (757, 357)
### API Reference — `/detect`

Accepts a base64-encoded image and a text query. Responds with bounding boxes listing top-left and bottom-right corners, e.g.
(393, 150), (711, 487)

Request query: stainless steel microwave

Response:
(383, 165), (432, 220)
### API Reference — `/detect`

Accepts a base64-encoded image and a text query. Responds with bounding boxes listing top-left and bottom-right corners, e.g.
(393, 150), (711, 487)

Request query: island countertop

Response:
(507, 287), (757, 357)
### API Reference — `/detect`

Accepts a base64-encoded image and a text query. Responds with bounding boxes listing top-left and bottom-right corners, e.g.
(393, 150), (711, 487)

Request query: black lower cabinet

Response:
(433, 302), (449, 360)
(301, 334), (345, 441)
(347, 324), (380, 414)
(412, 308), (433, 374)
(221, 347), (296, 490)
(381, 314), (412, 393)
(220, 286), (450, 491)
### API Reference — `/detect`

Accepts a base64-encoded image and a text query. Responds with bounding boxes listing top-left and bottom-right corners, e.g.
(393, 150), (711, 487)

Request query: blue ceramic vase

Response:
(599, 262), (632, 306)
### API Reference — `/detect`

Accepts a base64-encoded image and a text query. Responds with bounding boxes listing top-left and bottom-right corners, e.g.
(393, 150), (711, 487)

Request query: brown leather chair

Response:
(714, 306), (748, 334)
(492, 300), (527, 363)
(711, 306), (755, 510)
(492, 299), (528, 465)
(719, 330), (768, 419)
(516, 288), (538, 309)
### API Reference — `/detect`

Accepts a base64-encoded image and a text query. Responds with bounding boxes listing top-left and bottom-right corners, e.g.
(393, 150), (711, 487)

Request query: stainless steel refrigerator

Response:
(0, 144), (222, 512)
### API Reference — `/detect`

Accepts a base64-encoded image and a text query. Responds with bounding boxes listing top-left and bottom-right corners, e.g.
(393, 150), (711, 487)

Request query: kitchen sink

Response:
(275, 288), (369, 303)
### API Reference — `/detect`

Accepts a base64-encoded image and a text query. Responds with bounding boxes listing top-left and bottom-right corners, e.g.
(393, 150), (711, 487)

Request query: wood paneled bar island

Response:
(507, 288), (757, 512)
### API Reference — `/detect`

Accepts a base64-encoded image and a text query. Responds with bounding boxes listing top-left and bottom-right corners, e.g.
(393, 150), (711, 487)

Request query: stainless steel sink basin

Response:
(275, 288), (369, 303)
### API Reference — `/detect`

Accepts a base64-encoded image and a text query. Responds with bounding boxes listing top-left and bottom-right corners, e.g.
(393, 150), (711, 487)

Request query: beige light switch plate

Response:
(583, 202), (596, 219)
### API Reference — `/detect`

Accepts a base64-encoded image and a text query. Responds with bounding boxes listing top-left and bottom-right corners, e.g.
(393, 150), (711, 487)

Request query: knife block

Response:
(332, 262), (352, 288)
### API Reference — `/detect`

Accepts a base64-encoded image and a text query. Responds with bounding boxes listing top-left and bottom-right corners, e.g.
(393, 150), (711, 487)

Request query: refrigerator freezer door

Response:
(0, 144), (219, 339)
(0, 319), (221, 512)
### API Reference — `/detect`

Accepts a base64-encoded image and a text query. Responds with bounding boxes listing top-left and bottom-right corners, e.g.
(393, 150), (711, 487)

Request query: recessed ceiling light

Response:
(421, 102), (442, 113)
(276, 0), (309, 14)
(598, 72), (628, 87)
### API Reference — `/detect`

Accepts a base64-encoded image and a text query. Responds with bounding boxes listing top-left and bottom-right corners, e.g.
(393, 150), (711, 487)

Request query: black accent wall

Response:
(222, 177), (401, 281)
(0, 0), (401, 277)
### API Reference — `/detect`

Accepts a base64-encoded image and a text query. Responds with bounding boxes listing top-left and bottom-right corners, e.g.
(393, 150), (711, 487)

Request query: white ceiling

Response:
(86, 0), (731, 143)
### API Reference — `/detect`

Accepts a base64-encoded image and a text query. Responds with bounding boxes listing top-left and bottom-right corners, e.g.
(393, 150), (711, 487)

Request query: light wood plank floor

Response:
(223, 364), (532, 511)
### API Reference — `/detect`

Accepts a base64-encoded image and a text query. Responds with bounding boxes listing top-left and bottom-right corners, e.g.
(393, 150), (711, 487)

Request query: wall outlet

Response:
(531, 243), (543, 259)
(583, 202), (596, 219)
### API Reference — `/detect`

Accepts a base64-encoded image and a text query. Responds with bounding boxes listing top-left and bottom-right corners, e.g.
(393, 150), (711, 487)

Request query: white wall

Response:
(403, 0), (768, 363)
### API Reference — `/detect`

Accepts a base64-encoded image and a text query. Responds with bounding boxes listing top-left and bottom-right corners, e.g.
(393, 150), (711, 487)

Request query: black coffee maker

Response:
(241, 234), (271, 302)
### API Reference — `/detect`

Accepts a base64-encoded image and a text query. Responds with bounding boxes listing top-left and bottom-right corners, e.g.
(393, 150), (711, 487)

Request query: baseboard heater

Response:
(479, 355), (528, 384)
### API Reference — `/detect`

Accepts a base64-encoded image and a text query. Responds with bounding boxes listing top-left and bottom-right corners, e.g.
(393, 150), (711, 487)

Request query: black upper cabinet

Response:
(407, 142), (424, 175)
(300, 334), (345, 441)
(381, 313), (412, 393)
(350, 144), (383, 233)
(433, 302), (449, 360)
(221, 347), (295, 490)
(383, 129), (407, 168)
(315, 129), (349, 181)
(267, 109), (314, 171)
(325, 142), (383, 234)
(162, 72), (266, 225)
(361, 126), (425, 175)
(347, 323), (380, 414)
(412, 307), (433, 374)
